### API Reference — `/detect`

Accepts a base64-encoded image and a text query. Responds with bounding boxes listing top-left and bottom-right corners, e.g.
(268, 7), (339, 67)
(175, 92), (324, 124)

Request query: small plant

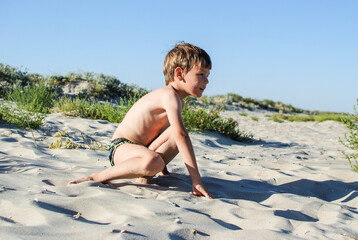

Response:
(340, 100), (358, 172)
(81, 133), (109, 151)
(0, 102), (46, 129)
(49, 138), (63, 149)
(49, 131), (108, 150)
(65, 138), (80, 149)
(0, 82), (54, 129)
(49, 137), (81, 149)
(270, 115), (284, 123)
(53, 130), (69, 137)
(269, 113), (343, 123)
(0, 63), (31, 96)
(7, 82), (55, 114)
(182, 100), (252, 141)
(227, 93), (243, 103)
(54, 95), (138, 123)
(251, 116), (259, 121)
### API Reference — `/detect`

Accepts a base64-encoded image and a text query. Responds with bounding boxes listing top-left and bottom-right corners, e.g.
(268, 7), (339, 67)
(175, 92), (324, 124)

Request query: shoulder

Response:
(151, 86), (179, 102)
(147, 86), (183, 114)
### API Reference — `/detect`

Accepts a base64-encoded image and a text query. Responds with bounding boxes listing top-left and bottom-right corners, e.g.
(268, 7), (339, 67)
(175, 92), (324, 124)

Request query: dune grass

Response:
(2, 62), (347, 144)
(340, 100), (358, 172)
(7, 82), (55, 114)
(1, 90), (252, 142)
(55, 97), (253, 142)
(0, 102), (46, 129)
(0, 65), (251, 141)
(268, 113), (344, 123)
(199, 93), (308, 114)
(0, 82), (52, 129)
(182, 100), (253, 141)
(54, 96), (137, 123)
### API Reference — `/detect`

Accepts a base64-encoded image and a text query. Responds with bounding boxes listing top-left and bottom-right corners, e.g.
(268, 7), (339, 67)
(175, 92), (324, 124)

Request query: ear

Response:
(174, 67), (185, 82)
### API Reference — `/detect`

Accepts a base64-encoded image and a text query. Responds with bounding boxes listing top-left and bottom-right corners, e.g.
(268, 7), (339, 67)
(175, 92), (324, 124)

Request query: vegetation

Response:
(268, 113), (344, 123)
(0, 81), (55, 129)
(54, 96), (137, 123)
(0, 62), (252, 142)
(0, 102), (46, 129)
(0, 63), (147, 101)
(49, 131), (109, 150)
(340, 100), (358, 172)
(0, 62), (348, 145)
(198, 93), (308, 114)
(7, 82), (55, 113)
(182, 100), (253, 141)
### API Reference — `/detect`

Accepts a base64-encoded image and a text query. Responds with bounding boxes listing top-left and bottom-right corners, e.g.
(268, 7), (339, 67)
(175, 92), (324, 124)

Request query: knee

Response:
(142, 152), (165, 176)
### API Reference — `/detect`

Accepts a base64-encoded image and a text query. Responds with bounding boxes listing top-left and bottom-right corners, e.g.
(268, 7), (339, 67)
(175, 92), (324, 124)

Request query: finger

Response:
(201, 189), (214, 199)
(193, 185), (213, 199)
(192, 188), (203, 196)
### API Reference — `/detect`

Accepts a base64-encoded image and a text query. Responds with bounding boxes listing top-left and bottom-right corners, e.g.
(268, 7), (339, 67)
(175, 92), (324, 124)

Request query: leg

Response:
(148, 126), (179, 174)
(68, 126), (179, 186)
(135, 126), (178, 184)
(68, 144), (165, 185)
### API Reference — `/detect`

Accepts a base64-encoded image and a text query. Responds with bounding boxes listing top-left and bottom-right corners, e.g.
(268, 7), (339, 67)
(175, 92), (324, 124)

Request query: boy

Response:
(68, 43), (213, 199)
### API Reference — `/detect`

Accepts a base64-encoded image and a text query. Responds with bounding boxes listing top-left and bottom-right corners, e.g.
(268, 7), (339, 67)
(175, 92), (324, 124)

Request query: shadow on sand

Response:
(203, 177), (358, 204)
(106, 173), (358, 205)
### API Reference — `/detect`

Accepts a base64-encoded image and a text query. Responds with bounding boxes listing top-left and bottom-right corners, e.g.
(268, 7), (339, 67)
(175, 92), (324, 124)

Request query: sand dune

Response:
(1, 110), (358, 239)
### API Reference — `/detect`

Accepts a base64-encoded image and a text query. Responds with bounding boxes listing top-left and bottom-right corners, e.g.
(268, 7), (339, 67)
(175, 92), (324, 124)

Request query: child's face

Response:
(183, 65), (210, 98)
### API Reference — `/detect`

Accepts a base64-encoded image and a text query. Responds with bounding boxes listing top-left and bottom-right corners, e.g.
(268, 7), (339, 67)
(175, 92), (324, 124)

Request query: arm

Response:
(164, 93), (213, 198)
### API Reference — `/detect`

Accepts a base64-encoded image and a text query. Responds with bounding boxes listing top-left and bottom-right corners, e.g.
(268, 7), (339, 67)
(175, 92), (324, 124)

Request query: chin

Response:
(191, 89), (204, 98)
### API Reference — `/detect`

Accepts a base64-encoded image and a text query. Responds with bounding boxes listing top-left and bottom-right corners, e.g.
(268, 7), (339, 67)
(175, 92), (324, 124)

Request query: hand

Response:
(192, 181), (214, 199)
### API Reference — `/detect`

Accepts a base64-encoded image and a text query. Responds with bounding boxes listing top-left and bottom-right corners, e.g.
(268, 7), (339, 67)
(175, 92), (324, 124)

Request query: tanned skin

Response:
(68, 65), (213, 199)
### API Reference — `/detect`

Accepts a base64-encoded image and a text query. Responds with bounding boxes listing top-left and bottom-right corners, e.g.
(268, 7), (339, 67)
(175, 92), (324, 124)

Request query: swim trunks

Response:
(108, 138), (135, 166)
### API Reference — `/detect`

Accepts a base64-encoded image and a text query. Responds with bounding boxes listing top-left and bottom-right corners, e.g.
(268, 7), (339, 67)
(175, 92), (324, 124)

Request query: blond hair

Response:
(163, 43), (212, 85)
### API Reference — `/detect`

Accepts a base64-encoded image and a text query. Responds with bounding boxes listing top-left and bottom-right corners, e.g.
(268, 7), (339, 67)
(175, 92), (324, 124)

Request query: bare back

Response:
(112, 86), (183, 146)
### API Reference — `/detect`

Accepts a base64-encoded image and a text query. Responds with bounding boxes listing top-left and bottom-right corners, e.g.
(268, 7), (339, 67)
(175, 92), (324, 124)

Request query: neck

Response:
(168, 83), (188, 100)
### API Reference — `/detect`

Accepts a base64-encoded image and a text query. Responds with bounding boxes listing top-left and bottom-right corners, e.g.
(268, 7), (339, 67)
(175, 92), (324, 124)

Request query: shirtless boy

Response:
(68, 43), (213, 199)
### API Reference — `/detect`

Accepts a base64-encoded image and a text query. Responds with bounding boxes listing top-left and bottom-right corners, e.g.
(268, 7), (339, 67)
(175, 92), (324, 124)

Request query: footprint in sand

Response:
(33, 200), (110, 225)
(42, 179), (56, 186)
(0, 216), (21, 225)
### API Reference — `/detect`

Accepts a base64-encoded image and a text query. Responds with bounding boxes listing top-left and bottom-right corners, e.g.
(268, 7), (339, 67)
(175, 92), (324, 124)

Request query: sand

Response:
(1, 109), (358, 240)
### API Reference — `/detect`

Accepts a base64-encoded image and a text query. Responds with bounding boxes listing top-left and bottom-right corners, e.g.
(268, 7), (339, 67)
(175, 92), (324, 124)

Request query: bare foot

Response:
(136, 176), (153, 184)
(67, 175), (94, 186)
(159, 166), (170, 176)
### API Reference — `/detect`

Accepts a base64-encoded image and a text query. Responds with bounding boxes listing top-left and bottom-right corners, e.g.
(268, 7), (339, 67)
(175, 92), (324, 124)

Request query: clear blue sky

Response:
(1, 0), (357, 113)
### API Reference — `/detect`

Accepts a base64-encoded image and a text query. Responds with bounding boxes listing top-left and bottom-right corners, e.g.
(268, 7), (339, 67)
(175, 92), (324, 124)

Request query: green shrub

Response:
(340, 100), (358, 172)
(47, 75), (70, 86)
(269, 113), (343, 123)
(0, 63), (30, 85)
(0, 81), (51, 129)
(46, 71), (148, 100)
(54, 96), (138, 123)
(270, 114), (284, 123)
(182, 100), (252, 141)
(227, 93), (243, 103)
(7, 83), (55, 113)
(262, 99), (275, 108)
(0, 63), (31, 97)
(0, 102), (46, 129)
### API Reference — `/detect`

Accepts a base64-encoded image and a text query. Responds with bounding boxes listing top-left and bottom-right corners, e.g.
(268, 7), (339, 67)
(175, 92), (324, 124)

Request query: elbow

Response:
(173, 129), (189, 141)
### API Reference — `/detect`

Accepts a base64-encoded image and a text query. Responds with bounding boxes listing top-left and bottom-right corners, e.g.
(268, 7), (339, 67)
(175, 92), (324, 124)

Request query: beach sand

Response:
(1, 110), (358, 239)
